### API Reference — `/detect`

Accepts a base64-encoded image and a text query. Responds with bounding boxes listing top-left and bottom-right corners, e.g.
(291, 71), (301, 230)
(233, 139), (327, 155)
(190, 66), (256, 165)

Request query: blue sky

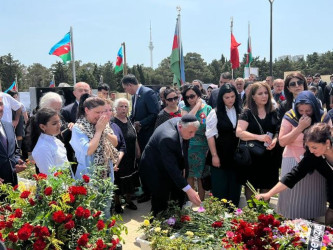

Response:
(1, 0), (332, 69)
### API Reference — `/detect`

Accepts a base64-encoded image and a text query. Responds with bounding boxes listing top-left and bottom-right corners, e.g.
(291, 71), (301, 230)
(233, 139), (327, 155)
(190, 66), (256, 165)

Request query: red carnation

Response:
(65, 220), (75, 230)
(17, 223), (33, 241)
(212, 221), (223, 228)
(75, 206), (85, 218)
(54, 171), (63, 177)
(111, 238), (120, 249)
(67, 194), (75, 204)
(95, 239), (107, 249)
(6, 220), (13, 228)
(29, 198), (36, 206)
(14, 209), (23, 218)
(77, 233), (90, 247)
(20, 190), (31, 199)
(34, 226), (50, 237)
(108, 219), (116, 228)
(180, 215), (191, 222)
(0, 221), (6, 230)
(5, 205), (12, 211)
(44, 187), (53, 196)
(48, 201), (57, 206)
(82, 175), (90, 183)
(52, 211), (66, 223)
(65, 214), (73, 222)
(33, 238), (47, 250)
(97, 220), (105, 231)
(279, 95), (286, 101)
(93, 211), (101, 218)
(84, 209), (91, 219)
(13, 185), (18, 191)
(69, 186), (87, 196)
(8, 231), (18, 243)
(33, 173), (47, 180)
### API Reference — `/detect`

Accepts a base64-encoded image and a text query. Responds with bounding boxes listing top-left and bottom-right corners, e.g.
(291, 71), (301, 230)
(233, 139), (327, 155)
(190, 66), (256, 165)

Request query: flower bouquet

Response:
(0, 165), (127, 250)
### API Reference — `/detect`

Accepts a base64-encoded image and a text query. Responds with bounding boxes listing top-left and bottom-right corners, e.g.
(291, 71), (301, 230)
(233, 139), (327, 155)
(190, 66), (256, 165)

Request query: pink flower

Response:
(197, 206), (205, 213)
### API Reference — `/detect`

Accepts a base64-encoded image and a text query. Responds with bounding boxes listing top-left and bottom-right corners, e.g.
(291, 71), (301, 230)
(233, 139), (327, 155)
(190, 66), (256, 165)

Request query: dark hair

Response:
(77, 94), (105, 118)
(247, 82), (274, 115)
(31, 108), (59, 150)
(304, 123), (332, 145)
(314, 73), (320, 78)
(220, 72), (232, 80)
(216, 83), (241, 117)
(182, 85), (202, 107)
(121, 74), (138, 86)
(284, 73), (308, 110)
(7, 90), (18, 97)
(98, 83), (110, 91)
(163, 88), (177, 99)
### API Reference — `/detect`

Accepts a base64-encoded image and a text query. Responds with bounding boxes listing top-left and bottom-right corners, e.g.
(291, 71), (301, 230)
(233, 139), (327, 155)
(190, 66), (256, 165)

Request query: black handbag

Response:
(247, 111), (266, 156)
(233, 140), (252, 167)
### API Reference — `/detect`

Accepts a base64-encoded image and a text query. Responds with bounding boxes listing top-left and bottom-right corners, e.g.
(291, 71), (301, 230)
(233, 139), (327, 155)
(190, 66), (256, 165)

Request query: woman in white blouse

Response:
(31, 108), (69, 175)
(205, 84), (242, 206)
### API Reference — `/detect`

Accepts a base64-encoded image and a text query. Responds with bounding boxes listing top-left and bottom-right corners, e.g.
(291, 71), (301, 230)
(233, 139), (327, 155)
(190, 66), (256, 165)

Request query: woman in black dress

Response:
(257, 123), (333, 225)
(236, 82), (280, 201)
(112, 98), (140, 213)
(205, 84), (242, 206)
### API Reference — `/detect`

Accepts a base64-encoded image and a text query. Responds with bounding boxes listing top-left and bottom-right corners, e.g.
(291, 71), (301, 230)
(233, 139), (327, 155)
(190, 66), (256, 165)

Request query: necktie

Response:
(132, 94), (138, 118)
(0, 125), (7, 152)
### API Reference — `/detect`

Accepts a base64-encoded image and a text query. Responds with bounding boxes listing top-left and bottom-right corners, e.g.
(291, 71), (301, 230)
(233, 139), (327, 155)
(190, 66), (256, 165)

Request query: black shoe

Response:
(114, 204), (124, 214)
(125, 202), (138, 210)
(137, 194), (150, 203)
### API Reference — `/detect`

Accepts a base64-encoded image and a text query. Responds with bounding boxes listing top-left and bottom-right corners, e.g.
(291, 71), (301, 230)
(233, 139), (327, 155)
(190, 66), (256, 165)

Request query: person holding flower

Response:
(205, 84), (242, 206)
(181, 85), (212, 201)
(70, 95), (119, 181)
(257, 123), (333, 225)
(271, 79), (285, 107)
(155, 87), (181, 129)
(31, 107), (71, 176)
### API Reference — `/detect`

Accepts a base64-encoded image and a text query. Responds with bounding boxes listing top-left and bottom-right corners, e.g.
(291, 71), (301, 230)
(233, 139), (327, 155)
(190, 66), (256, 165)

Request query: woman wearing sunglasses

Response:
(155, 88), (181, 129)
(277, 90), (331, 220)
(181, 85), (212, 201)
(277, 73), (308, 120)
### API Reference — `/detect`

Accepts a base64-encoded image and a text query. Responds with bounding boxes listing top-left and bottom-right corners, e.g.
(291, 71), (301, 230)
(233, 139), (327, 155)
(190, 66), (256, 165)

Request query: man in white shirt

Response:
(0, 92), (23, 127)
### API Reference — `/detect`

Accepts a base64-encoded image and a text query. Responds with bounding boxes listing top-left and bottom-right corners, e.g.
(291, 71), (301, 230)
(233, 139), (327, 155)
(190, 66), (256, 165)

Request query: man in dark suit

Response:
(121, 74), (159, 152)
(0, 96), (26, 187)
(61, 82), (91, 125)
(208, 72), (232, 108)
(139, 115), (201, 216)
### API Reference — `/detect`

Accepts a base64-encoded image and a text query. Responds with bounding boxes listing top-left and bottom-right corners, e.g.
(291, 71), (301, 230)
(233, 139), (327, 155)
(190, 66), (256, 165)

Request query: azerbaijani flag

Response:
(115, 46), (123, 73)
(170, 16), (185, 86)
(49, 32), (71, 64)
(4, 81), (17, 93)
(245, 35), (253, 67)
(230, 33), (241, 69)
(49, 80), (55, 88)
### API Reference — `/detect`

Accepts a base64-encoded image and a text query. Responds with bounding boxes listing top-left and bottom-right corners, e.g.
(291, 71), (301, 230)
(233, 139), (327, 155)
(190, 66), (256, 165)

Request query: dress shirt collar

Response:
(135, 85), (142, 96)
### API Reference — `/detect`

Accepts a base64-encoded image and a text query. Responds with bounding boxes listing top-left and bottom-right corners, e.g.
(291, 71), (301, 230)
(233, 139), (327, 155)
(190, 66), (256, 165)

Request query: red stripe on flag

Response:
(116, 56), (123, 67)
(52, 43), (71, 56)
(172, 35), (179, 50)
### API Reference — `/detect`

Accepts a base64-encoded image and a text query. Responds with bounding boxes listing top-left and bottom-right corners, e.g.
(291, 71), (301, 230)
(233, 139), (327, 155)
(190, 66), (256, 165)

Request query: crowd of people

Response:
(1, 72), (333, 225)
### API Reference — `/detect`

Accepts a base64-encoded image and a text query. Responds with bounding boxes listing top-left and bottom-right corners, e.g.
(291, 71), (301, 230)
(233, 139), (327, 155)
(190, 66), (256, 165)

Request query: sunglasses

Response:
(185, 94), (197, 100)
(166, 96), (179, 102)
(289, 80), (304, 87)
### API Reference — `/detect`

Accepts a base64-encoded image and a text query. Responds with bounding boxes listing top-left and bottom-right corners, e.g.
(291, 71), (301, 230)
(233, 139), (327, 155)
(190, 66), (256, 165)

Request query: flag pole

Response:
(15, 75), (18, 92)
(70, 26), (76, 85)
(122, 42), (127, 75)
(177, 6), (182, 84)
(52, 74), (55, 87)
(248, 22), (251, 76)
(230, 17), (234, 79)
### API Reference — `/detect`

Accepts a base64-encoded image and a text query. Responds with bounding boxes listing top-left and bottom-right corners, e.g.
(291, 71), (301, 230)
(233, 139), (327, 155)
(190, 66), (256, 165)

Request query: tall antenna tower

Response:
(148, 21), (154, 68)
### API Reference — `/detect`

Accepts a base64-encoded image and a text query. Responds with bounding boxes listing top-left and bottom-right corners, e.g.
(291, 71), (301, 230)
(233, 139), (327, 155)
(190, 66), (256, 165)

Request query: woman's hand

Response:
(212, 155), (220, 168)
(195, 98), (203, 107)
(266, 138), (277, 150)
(107, 134), (118, 147)
(95, 115), (108, 133)
(298, 115), (312, 131)
(255, 193), (271, 201)
(257, 134), (272, 144)
(113, 164), (119, 172)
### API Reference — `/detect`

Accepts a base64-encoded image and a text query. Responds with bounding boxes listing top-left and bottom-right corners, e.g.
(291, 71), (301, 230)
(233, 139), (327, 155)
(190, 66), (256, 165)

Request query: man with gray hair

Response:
(139, 114), (201, 216)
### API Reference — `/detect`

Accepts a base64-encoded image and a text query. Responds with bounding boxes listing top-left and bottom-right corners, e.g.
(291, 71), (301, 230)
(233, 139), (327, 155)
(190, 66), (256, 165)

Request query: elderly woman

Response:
(22, 92), (64, 159)
(181, 85), (212, 201)
(257, 123), (333, 225)
(236, 82), (280, 201)
(277, 90), (330, 219)
(70, 95), (119, 180)
(155, 87), (181, 129)
(112, 98), (140, 212)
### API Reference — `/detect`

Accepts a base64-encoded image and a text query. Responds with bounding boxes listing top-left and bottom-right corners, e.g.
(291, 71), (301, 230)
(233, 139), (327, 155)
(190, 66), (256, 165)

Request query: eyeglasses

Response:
(185, 94), (196, 100)
(166, 96), (179, 102)
(289, 80), (304, 87)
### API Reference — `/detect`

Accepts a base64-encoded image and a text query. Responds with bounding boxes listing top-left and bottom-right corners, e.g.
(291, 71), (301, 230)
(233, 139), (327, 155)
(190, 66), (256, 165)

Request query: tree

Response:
(184, 52), (213, 83)
(25, 63), (51, 88)
(0, 53), (22, 90)
(50, 62), (70, 85)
